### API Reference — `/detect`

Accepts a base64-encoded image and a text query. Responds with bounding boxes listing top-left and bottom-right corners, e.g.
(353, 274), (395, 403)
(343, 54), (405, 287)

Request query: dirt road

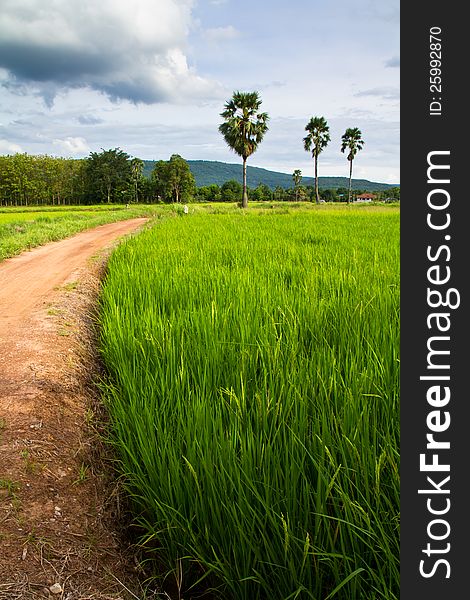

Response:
(0, 218), (148, 332)
(0, 218), (149, 598)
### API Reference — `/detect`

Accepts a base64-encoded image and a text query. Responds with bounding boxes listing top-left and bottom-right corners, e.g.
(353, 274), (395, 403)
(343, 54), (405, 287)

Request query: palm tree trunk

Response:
(242, 157), (248, 208)
(314, 155), (319, 204)
(348, 159), (353, 204)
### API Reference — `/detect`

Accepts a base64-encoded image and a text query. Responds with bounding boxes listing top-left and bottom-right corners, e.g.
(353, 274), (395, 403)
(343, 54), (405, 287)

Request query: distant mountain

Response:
(142, 159), (398, 192)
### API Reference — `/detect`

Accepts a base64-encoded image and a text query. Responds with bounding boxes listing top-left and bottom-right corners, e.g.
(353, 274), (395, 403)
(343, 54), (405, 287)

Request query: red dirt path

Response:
(0, 218), (149, 598)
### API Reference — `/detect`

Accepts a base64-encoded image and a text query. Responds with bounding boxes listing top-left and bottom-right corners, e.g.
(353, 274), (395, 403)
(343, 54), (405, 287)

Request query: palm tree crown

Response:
(219, 91), (269, 208)
(219, 91), (269, 160)
(341, 127), (364, 162)
(341, 127), (364, 203)
(303, 116), (330, 203)
(303, 116), (330, 157)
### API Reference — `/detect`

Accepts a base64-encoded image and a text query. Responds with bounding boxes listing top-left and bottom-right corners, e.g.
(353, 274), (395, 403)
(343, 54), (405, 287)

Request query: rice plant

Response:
(99, 205), (400, 599)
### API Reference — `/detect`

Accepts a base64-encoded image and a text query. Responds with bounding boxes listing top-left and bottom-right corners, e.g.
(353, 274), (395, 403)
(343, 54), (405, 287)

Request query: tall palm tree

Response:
(292, 169), (302, 201)
(303, 116), (330, 204)
(130, 157), (144, 203)
(341, 127), (364, 204)
(219, 91), (269, 208)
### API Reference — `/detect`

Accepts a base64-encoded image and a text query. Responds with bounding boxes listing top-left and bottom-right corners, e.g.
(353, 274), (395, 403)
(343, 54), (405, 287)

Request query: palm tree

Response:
(130, 157), (144, 203)
(219, 91), (269, 208)
(303, 116), (330, 204)
(292, 169), (302, 201)
(341, 127), (364, 204)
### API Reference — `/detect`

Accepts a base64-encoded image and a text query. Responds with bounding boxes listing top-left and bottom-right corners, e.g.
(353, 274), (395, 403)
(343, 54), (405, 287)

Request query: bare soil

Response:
(0, 219), (158, 599)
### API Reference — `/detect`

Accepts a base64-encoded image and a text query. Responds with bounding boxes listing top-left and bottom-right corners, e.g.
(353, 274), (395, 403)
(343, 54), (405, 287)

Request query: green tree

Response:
(296, 185), (309, 202)
(139, 177), (158, 203)
(151, 160), (167, 202)
(0, 153), (87, 206)
(85, 148), (132, 204)
(273, 186), (285, 202)
(387, 186), (400, 201)
(207, 183), (222, 202)
(169, 154), (195, 203)
(336, 187), (348, 203)
(152, 155), (195, 203)
(220, 179), (243, 202)
(292, 169), (302, 201)
(251, 183), (272, 202)
(130, 157), (144, 203)
(303, 116), (330, 204)
(321, 188), (338, 203)
(219, 91), (269, 208)
(341, 127), (364, 204)
(195, 184), (222, 202)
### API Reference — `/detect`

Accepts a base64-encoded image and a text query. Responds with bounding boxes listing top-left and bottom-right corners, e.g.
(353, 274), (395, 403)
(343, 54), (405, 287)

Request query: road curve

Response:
(0, 217), (148, 339)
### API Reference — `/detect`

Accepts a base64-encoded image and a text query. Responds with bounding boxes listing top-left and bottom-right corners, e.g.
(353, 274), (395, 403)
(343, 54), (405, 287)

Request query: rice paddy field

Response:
(99, 204), (400, 599)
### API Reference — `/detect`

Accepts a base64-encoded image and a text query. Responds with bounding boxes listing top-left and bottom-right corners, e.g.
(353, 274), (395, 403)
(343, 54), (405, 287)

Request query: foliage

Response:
(151, 154), (196, 203)
(0, 154), (86, 206)
(100, 205), (400, 599)
(384, 186), (400, 201)
(220, 179), (243, 202)
(85, 148), (133, 204)
(250, 183), (272, 202)
(322, 188), (339, 202)
(130, 157), (145, 203)
(219, 91), (269, 207)
(194, 184), (222, 203)
(0, 150), (153, 207)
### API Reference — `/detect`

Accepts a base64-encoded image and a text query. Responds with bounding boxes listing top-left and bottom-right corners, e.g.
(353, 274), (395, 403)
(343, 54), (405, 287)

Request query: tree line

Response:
(195, 180), (399, 203)
(0, 150), (194, 206)
(0, 150), (399, 207)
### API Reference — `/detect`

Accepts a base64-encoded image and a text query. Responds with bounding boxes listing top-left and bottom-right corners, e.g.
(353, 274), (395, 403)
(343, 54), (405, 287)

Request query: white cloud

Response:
(0, 138), (23, 153)
(0, 0), (221, 105)
(52, 136), (89, 155)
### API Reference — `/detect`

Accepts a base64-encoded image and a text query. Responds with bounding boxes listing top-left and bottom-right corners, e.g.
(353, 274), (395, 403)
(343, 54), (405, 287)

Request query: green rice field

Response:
(99, 205), (400, 599)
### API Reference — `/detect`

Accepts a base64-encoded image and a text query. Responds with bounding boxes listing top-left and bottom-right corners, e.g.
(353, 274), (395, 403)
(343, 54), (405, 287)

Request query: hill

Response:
(142, 159), (397, 191)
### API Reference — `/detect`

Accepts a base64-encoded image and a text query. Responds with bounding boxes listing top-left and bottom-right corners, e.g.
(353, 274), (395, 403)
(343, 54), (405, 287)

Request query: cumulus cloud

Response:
(52, 136), (90, 155)
(0, 0), (221, 105)
(0, 138), (23, 154)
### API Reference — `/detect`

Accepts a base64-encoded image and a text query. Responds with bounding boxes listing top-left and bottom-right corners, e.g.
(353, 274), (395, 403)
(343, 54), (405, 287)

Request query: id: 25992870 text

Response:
(429, 26), (443, 116)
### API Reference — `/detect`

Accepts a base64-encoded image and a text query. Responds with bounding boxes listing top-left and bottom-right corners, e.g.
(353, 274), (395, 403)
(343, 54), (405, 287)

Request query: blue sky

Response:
(0, 0), (399, 183)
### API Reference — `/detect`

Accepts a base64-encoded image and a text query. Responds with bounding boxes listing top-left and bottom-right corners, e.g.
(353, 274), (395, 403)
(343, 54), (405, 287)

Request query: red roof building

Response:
(354, 193), (375, 202)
